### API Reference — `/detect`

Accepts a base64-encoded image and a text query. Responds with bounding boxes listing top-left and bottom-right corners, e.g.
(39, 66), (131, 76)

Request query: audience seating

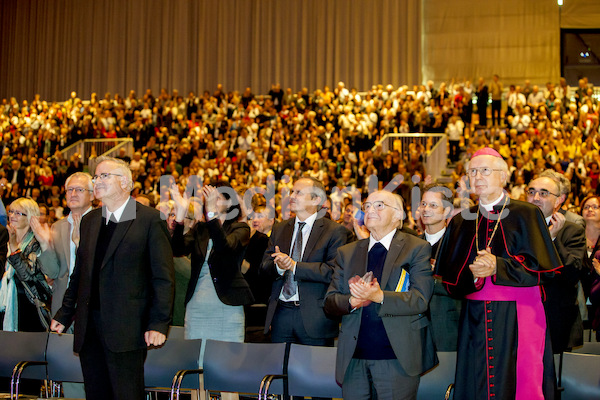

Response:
(286, 343), (341, 399)
(4, 331), (600, 400)
(202, 340), (286, 399)
(145, 336), (202, 400)
(0, 331), (48, 399)
(417, 352), (456, 400)
(561, 352), (600, 400)
(45, 333), (83, 398)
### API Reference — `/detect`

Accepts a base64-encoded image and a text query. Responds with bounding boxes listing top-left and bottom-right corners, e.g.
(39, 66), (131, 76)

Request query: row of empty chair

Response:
(0, 328), (598, 400)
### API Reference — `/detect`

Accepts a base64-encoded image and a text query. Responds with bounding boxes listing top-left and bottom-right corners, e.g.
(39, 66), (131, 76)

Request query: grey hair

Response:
(539, 169), (570, 196)
(94, 156), (134, 192)
(65, 172), (93, 191)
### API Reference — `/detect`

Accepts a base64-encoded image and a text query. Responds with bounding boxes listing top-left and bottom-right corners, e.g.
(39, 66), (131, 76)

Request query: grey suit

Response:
(324, 230), (437, 388)
(40, 216), (80, 316)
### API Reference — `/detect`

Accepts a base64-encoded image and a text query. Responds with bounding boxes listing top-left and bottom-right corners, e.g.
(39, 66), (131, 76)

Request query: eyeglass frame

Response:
(92, 172), (123, 183)
(66, 187), (93, 194)
(525, 188), (560, 199)
(362, 201), (400, 212)
(467, 167), (504, 177)
(8, 210), (27, 217)
(583, 204), (600, 211)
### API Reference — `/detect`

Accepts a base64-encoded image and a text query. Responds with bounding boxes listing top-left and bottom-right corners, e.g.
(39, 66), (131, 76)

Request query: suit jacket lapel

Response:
(381, 231), (406, 289)
(196, 223), (210, 262)
(85, 212), (102, 277)
(281, 219), (295, 255)
(352, 239), (369, 278)
(302, 218), (323, 261)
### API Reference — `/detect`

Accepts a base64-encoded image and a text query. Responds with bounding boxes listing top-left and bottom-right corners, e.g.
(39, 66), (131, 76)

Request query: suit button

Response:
(213, 278), (218, 283)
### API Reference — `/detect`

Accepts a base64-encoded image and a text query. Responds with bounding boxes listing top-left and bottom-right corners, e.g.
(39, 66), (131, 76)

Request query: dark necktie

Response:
(282, 221), (306, 300)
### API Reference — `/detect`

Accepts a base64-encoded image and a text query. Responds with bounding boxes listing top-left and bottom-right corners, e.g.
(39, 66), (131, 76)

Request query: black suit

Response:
(261, 216), (347, 340)
(54, 198), (174, 400)
(171, 219), (254, 307)
(543, 220), (586, 353)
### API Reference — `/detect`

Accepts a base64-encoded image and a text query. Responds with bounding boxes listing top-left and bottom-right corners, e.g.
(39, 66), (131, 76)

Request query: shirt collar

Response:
(368, 228), (397, 251)
(480, 193), (505, 212)
(295, 212), (318, 229)
(425, 226), (446, 246)
(67, 206), (92, 224)
(105, 199), (129, 224)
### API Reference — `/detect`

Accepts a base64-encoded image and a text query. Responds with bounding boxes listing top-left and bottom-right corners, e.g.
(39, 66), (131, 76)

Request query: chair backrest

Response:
(203, 340), (286, 395)
(145, 337), (202, 390)
(0, 331), (48, 380)
(417, 352), (456, 400)
(167, 325), (186, 340)
(571, 342), (600, 355)
(46, 333), (84, 383)
(287, 344), (342, 398)
(561, 352), (600, 400)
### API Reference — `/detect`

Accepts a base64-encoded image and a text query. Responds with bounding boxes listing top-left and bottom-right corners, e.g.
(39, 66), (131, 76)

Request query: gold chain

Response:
(475, 196), (508, 253)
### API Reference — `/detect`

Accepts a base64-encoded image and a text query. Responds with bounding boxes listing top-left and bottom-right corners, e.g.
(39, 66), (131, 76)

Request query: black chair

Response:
(417, 352), (456, 400)
(45, 333), (84, 397)
(286, 343), (342, 399)
(0, 331), (49, 399)
(561, 352), (600, 400)
(144, 336), (202, 400)
(202, 340), (286, 399)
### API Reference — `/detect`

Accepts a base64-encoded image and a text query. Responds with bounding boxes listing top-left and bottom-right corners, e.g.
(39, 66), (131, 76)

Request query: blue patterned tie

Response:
(282, 222), (305, 300)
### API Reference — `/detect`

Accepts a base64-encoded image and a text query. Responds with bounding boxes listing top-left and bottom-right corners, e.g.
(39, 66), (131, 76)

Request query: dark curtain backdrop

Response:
(0, 0), (421, 102)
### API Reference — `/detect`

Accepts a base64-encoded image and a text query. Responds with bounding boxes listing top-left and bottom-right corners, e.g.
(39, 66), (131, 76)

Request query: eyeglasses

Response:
(362, 201), (400, 212)
(468, 167), (504, 177)
(66, 187), (92, 194)
(8, 210), (27, 217)
(420, 201), (441, 210)
(583, 204), (600, 211)
(526, 188), (559, 199)
(92, 172), (123, 183)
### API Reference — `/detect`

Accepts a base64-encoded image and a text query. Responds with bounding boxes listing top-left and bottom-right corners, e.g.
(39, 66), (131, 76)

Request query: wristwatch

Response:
(206, 211), (217, 220)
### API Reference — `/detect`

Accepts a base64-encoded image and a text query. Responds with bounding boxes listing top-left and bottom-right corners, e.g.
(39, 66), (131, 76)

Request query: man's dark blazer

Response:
(171, 218), (254, 307)
(324, 230), (437, 385)
(419, 232), (461, 352)
(261, 217), (347, 338)
(53, 198), (174, 353)
(543, 220), (586, 353)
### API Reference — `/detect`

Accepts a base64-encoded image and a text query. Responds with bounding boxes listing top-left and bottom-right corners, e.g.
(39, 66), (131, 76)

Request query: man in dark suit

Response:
(418, 183), (461, 351)
(34, 172), (94, 399)
(261, 177), (347, 347)
(51, 157), (174, 400)
(526, 171), (586, 354)
(324, 190), (436, 399)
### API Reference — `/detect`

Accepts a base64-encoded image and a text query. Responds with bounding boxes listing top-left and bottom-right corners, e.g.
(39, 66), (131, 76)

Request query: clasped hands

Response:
(469, 247), (497, 278)
(348, 272), (384, 309)
(271, 245), (295, 271)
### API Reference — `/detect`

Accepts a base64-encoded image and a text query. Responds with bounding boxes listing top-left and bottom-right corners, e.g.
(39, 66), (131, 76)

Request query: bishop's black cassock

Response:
(436, 196), (563, 400)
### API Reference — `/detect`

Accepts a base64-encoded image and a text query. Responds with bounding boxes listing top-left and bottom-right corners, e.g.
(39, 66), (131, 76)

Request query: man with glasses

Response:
(325, 190), (436, 399)
(527, 170), (586, 356)
(418, 183), (461, 351)
(261, 177), (347, 400)
(32, 172), (94, 398)
(50, 157), (174, 400)
(436, 148), (562, 400)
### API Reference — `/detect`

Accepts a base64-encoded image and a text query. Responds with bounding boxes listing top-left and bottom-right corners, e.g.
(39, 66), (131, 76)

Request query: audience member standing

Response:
(51, 157), (174, 400)
(325, 190), (436, 400)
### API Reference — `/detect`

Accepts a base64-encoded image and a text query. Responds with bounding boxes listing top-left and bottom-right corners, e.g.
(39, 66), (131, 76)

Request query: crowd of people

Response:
(0, 76), (600, 399)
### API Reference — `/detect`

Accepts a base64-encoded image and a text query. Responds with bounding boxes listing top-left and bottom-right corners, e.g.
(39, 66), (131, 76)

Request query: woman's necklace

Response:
(475, 196), (508, 253)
